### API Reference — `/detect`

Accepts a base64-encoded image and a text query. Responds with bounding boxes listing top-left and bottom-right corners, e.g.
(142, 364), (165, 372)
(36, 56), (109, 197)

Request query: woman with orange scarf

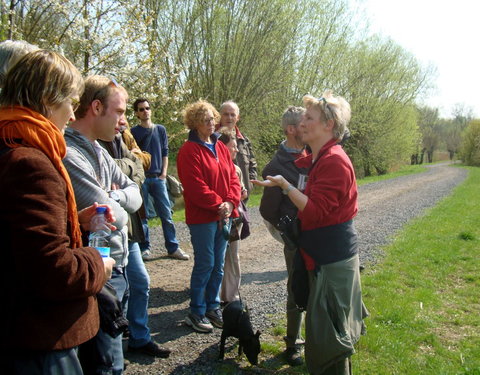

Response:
(0, 50), (114, 374)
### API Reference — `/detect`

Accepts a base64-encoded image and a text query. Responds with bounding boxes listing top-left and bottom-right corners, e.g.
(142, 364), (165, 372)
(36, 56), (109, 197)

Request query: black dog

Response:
(219, 300), (261, 365)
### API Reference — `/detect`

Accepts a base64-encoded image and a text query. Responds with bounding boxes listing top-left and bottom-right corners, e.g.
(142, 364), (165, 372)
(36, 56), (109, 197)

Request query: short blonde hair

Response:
(303, 90), (351, 141)
(0, 49), (83, 118)
(182, 100), (220, 130)
(75, 75), (127, 119)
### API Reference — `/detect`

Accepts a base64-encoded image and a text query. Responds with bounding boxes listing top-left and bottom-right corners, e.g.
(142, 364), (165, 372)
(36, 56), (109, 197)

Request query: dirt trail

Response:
(124, 162), (467, 374)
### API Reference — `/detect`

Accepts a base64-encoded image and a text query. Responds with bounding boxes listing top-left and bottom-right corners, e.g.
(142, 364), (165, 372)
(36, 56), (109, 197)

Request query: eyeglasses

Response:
(70, 97), (80, 112)
(318, 97), (333, 120)
(138, 107), (150, 112)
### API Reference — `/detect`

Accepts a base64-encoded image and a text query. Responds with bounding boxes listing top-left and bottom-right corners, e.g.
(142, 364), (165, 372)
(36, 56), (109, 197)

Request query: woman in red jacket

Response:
(0, 50), (114, 374)
(253, 91), (367, 375)
(177, 100), (241, 333)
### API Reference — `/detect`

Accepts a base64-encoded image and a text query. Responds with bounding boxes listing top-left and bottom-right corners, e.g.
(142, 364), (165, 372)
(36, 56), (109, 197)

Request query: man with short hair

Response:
(218, 100), (257, 196)
(259, 106), (308, 367)
(131, 98), (189, 261)
(63, 76), (143, 375)
(98, 117), (172, 359)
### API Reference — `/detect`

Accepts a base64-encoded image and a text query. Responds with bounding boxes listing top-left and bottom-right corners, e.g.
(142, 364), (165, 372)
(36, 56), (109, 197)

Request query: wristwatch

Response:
(109, 190), (121, 203)
(282, 184), (294, 195)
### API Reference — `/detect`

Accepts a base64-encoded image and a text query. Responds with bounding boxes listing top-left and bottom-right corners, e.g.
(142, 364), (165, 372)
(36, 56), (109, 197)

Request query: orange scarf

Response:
(0, 106), (82, 248)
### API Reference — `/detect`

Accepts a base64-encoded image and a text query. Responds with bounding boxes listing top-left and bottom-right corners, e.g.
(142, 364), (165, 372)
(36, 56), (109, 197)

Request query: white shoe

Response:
(168, 248), (190, 260)
(142, 250), (156, 261)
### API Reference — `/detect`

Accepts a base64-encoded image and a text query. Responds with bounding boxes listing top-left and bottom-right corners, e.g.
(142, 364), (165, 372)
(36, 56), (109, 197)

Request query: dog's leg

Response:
(238, 341), (243, 357)
(218, 331), (227, 360)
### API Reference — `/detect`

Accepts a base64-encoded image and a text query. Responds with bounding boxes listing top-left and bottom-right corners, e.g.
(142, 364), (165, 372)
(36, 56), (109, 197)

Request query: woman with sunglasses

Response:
(253, 91), (367, 375)
(0, 50), (115, 374)
(177, 100), (241, 333)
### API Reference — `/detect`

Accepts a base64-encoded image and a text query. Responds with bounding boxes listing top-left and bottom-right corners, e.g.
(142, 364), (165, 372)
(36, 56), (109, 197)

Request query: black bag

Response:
(229, 200), (250, 241)
(291, 249), (309, 311)
(277, 215), (301, 250)
(97, 282), (129, 338)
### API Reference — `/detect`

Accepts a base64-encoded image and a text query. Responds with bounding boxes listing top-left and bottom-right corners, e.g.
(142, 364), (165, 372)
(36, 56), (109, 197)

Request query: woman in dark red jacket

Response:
(253, 91), (367, 375)
(177, 100), (241, 333)
(0, 50), (114, 374)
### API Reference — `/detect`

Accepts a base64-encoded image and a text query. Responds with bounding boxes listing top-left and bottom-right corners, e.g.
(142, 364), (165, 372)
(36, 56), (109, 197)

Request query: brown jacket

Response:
(0, 146), (105, 351)
(122, 127), (151, 171)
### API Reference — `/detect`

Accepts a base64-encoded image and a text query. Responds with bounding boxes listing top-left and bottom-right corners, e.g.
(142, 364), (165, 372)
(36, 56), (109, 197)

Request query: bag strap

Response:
(136, 125), (155, 151)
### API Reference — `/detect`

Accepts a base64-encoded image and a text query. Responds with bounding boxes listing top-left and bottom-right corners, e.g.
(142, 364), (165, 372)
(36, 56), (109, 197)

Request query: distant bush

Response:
(459, 120), (480, 166)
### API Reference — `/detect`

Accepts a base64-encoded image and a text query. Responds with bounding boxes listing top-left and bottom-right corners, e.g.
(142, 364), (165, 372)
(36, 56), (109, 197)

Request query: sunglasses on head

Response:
(138, 107), (150, 112)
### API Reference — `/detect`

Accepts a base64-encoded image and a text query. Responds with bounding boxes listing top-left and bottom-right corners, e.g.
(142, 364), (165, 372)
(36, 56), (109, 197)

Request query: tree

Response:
(459, 120), (480, 166)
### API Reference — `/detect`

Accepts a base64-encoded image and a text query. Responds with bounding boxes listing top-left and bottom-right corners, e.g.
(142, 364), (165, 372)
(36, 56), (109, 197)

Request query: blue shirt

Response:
(131, 124), (169, 174)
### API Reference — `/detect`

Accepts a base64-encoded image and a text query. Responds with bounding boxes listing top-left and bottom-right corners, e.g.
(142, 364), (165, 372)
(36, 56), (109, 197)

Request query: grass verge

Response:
(354, 166), (480, 374)
(217, 167), (480, 373)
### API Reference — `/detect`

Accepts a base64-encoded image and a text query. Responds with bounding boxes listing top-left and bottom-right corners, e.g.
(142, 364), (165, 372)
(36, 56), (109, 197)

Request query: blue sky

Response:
(359, 0), (479, 118)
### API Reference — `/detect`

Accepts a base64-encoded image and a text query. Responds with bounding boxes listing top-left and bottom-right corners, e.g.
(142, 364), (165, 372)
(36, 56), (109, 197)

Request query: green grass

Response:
(353, 166), (480, 374)
(356, 164), (427, 186)
(216, 166), (480, 374)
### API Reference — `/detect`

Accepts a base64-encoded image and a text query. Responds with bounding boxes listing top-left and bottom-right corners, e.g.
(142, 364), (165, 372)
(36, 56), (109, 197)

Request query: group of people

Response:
(0, 39), (367, 375)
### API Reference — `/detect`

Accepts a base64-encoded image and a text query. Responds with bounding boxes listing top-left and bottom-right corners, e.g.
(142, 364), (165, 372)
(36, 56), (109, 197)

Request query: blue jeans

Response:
(95, 268), (128, 375)
(4, 347), (83, 375)
(126, 241), (151, 348)
(141, 177), (179, 254)
(188, 220), (231, 317)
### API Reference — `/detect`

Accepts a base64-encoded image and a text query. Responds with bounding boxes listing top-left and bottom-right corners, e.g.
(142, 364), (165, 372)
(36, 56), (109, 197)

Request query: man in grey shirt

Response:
(64, 75), (142, 375)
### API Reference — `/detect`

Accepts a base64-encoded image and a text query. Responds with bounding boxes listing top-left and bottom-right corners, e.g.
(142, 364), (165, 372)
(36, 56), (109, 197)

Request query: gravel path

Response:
(124, 162), (467, 374)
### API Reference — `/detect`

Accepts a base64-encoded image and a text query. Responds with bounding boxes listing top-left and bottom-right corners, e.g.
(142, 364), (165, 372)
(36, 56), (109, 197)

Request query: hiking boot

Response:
(168, 248), (190, 260)
(128, 341), (171, 358)
(205, 308), (223, 328)
(185, 313), (213, 333)
(284, 346), (303, 366)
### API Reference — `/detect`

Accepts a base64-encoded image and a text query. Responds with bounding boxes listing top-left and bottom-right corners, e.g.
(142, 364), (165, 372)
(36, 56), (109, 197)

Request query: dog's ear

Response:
(255, 330), (261, 337)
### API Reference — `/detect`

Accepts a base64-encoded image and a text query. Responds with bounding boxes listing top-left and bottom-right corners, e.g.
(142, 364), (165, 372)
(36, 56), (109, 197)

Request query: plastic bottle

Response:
(88, 206), (111, 257)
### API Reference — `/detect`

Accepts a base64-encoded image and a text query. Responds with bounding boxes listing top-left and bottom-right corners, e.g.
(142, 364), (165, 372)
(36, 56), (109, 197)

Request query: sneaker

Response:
(128, 341), (171, 358)
(205, 308), (223, 328)
(168, 248), (190, 260)
(185, 313), (213, 333)
(141, 250), (156, 261)
(284, 346), (303, 366)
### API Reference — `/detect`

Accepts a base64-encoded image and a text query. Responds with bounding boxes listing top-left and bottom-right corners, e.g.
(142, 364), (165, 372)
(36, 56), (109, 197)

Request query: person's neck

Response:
(140, 118), (153, 128)
(310, 136), (333, 161)
(69, 121), (97, 143)
(285, 136), (304, 151)
(197, 133), (211, 143)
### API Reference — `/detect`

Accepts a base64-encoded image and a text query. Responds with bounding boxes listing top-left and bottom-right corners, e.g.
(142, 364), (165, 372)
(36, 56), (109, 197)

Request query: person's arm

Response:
(106, 150), (143, 214)
(245, 136), (258, 181)
(259, 163), (283, 225)
(64, 147), (130, 229)
(161, 156), (168, 179)
(160, 125), (169, 179)
(177, 144), (225, 213)
(252, 174), (308, 212)
(5, 149), (106, 300)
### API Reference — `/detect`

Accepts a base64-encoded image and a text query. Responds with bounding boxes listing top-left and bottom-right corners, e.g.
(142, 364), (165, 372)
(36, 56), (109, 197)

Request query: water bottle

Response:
(88, 207), (111, 257)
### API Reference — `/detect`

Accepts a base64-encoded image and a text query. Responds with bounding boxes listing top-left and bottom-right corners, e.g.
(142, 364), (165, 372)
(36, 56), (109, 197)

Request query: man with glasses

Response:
(63, 76), (143, 375)
(131, 98), (189, 261)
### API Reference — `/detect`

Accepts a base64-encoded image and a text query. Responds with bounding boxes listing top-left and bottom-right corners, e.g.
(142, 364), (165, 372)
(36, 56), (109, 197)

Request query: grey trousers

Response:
(284, 245), (304, 348)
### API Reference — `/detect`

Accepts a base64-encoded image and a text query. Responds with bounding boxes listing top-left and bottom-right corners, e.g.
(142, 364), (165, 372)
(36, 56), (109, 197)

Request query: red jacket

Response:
(177, 131), (241, 224)
(296, 139), (358, 269)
